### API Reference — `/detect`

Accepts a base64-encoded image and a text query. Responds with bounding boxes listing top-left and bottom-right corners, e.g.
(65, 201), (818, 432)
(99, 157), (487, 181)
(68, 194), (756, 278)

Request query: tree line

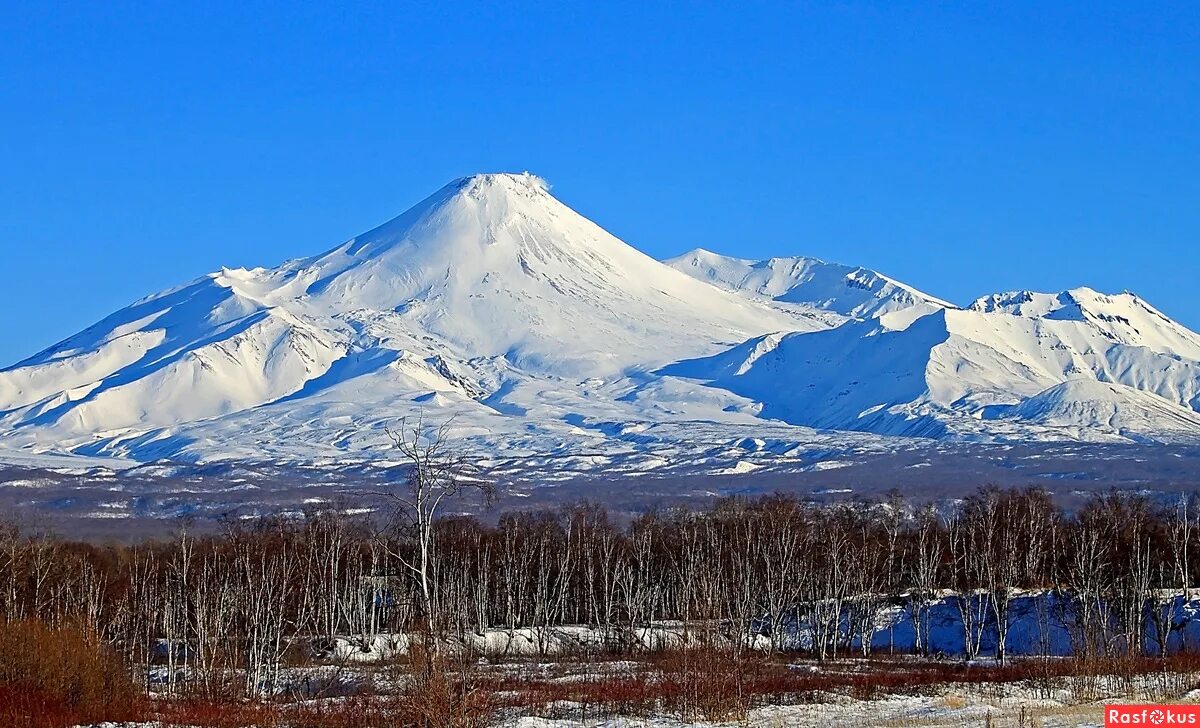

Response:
(3, 483), (1200, 685)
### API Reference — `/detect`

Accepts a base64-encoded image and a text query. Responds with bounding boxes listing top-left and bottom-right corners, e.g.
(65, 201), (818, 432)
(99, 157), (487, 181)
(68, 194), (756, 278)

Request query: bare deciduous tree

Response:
(375, 417), (496, 644)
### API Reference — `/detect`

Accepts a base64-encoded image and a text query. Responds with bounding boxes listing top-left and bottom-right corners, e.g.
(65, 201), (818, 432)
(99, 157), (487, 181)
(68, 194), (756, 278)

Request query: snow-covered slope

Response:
(669, 292), (1200, 443)
(1004, 379), (1200, 443)
(664, 248), (951, 325)
(1, 172), (1198, 469)
(281, 174), (815, 376)
(0, 173), (825, 461)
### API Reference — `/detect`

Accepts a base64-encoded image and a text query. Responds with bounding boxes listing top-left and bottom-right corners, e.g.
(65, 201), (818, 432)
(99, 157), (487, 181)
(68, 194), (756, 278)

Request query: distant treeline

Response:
(4, 483), (1200, 683)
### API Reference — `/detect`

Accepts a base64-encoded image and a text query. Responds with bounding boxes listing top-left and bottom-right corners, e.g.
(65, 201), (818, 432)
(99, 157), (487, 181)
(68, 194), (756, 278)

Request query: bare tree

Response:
(1170, 494), (1198, 595)
(908, 503), (943, 656)
(947, 506), (989, 661)
(376, 417), (495, 644)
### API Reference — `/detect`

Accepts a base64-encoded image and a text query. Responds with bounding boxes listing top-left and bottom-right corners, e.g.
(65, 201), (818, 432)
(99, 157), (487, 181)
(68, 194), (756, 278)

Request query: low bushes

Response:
(0, 618), (142, 728)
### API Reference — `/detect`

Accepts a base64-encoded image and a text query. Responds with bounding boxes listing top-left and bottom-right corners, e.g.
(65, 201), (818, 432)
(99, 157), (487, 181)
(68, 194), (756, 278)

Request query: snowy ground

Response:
(57, 690), (1124, 728)
(60, 691), (1121, 728)
(504, 694), (1109, 728)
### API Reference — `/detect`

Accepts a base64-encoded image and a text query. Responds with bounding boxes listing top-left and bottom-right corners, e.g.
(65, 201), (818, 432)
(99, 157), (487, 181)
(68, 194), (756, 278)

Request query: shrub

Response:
(0, 618), (141, 728)
(394, 645), (495, 728)
(657, 646), (751, 721)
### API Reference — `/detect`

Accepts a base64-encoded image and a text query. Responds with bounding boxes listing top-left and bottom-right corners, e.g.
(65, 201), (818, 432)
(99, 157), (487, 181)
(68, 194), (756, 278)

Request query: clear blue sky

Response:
(1, 2), (1196, 365)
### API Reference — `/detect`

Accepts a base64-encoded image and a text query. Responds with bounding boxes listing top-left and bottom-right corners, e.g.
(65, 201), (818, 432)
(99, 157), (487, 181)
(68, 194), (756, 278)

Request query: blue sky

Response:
(1, 2), (1196, 365)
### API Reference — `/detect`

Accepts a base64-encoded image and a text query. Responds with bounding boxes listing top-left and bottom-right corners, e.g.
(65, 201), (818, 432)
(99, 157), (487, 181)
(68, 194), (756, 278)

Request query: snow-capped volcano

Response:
(0, 173), (814, 459)
(1, 172), (1198, 470)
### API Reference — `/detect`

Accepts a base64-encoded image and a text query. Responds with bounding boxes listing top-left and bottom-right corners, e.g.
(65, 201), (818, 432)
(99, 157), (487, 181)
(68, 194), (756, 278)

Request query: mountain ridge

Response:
(2, 172), (1198, 471)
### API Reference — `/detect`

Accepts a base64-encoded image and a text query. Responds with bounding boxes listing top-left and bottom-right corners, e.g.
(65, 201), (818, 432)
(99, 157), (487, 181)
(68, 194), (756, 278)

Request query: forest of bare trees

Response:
(3, 485), (1200, 683)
